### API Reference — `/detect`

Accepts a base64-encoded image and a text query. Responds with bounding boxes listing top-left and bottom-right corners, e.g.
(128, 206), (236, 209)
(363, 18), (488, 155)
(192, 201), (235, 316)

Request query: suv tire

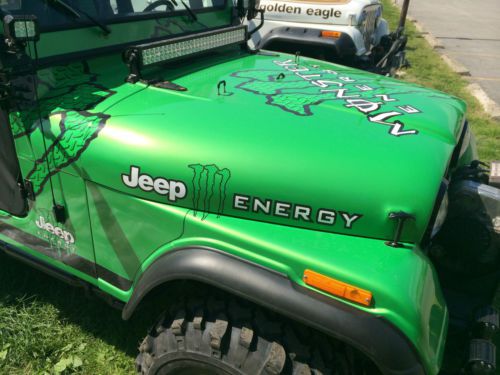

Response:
(136, 294), (367, 375)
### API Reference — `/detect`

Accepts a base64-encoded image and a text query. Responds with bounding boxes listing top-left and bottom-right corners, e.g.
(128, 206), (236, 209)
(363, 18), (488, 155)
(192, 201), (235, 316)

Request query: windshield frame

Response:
(0, 0), (227, 33)
(0, 0), (233, 68)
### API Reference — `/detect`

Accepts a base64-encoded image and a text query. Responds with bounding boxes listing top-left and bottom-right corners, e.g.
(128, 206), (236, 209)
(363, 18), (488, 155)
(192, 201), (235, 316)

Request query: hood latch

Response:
(386, 211), (415, 248)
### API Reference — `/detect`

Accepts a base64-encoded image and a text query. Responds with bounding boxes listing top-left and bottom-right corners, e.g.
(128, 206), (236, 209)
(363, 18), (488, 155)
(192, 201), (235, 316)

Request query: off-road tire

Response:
(136, 294), (374, 375)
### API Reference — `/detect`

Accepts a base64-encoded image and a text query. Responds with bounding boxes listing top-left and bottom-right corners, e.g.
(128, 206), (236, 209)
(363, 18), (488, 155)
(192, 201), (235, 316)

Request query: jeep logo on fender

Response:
(36, 216), (75, 244)
(122, 166), (187, 202)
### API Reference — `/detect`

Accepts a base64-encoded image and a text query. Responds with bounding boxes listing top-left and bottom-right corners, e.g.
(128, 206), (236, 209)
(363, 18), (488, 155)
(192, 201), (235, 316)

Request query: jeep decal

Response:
(122, 165), (187, 202)
(35, 209), (76, 256)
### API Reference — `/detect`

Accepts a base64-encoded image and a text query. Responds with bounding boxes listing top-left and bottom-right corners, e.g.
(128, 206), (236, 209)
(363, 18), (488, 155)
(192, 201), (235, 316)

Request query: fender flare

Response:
(122, 247), (425, 375)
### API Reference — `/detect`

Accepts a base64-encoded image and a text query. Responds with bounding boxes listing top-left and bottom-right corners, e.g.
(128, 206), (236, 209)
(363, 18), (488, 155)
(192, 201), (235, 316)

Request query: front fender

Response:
(123, 247), (425, 375)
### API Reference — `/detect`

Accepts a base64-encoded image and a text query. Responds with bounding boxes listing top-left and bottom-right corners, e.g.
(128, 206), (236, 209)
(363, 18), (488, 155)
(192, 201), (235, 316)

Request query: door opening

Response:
(0, 109), (27, 216)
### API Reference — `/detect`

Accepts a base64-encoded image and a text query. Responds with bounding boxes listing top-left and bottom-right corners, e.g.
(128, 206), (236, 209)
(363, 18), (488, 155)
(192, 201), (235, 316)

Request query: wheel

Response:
(136, 293), (376, 375)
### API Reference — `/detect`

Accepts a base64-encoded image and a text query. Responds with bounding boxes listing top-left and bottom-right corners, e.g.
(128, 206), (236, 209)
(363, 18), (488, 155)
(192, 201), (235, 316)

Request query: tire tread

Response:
(136, 292), (369, 375)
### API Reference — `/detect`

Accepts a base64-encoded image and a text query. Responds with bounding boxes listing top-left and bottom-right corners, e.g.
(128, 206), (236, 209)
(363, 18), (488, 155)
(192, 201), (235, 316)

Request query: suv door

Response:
(0, 59), (99, 281)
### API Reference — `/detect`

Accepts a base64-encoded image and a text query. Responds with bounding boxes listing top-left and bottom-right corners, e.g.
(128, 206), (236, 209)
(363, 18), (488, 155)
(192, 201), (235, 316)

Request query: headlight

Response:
(431, 191), (449, 238)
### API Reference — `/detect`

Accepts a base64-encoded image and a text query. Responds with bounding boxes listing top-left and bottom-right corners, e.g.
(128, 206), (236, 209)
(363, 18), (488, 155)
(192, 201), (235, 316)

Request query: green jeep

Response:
(0, 1), (498, 374)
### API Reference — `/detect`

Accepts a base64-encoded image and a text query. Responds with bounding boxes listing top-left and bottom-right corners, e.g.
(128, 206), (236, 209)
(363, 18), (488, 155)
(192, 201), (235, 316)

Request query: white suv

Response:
(248, 0), (390, 64)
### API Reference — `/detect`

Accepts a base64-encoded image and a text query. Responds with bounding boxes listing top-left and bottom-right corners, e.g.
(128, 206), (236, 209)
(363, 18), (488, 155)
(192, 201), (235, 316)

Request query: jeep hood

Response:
(78, 53), (466, 243)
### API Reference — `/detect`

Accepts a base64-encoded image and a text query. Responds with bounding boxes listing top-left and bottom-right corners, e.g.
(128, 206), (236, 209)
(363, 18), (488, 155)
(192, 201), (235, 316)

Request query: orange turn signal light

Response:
(303, 269), (373, 307)
(321, 30), (342, 39)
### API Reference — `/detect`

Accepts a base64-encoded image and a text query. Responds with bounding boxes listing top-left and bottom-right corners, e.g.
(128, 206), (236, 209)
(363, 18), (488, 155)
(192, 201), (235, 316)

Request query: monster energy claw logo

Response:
(189, 164), (231, 219)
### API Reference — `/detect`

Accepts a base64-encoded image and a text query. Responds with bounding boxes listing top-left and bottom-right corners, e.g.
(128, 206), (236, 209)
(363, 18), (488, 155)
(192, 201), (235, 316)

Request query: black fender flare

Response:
(122, 247), (425, 375)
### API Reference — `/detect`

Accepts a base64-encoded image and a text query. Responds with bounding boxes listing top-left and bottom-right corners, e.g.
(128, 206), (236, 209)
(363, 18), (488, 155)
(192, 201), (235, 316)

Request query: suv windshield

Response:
(0, 0), (224, 31)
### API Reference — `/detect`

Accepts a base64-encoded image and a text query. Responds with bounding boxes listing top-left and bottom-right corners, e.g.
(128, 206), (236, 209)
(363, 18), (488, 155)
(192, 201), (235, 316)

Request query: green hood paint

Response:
(68, 53), (466, 243)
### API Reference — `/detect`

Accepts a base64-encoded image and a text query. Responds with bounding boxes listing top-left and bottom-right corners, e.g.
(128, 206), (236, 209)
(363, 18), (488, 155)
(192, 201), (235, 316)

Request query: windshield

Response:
(0, 0), (224, 30)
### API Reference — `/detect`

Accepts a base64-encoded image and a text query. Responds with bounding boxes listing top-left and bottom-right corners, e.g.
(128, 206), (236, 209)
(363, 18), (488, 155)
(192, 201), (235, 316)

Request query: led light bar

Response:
(125, 25), (247, 83)
(142, 27), (246, 66)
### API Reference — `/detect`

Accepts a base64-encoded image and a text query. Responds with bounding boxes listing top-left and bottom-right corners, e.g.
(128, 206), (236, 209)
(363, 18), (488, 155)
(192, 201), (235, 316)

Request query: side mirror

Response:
(237, 0), (261, 20)
(3, 15), (40, 44)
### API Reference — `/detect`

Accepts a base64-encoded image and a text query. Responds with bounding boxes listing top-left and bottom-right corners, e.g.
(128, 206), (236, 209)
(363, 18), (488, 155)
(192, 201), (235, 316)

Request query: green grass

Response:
(382, 0), (499, 162)
(1, 4), (499, 374)
(0, 253), (139, 374)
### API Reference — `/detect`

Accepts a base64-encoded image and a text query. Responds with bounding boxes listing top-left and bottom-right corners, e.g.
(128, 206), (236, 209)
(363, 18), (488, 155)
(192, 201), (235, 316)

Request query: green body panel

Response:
(85, 181), (187, 283)
(0, 9), (472, 374)
(0, 169), (98, 287)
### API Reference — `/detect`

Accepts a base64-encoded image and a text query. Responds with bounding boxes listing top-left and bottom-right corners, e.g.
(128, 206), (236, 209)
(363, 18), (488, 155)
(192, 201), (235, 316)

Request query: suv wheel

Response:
(136, 294), (373, 375)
